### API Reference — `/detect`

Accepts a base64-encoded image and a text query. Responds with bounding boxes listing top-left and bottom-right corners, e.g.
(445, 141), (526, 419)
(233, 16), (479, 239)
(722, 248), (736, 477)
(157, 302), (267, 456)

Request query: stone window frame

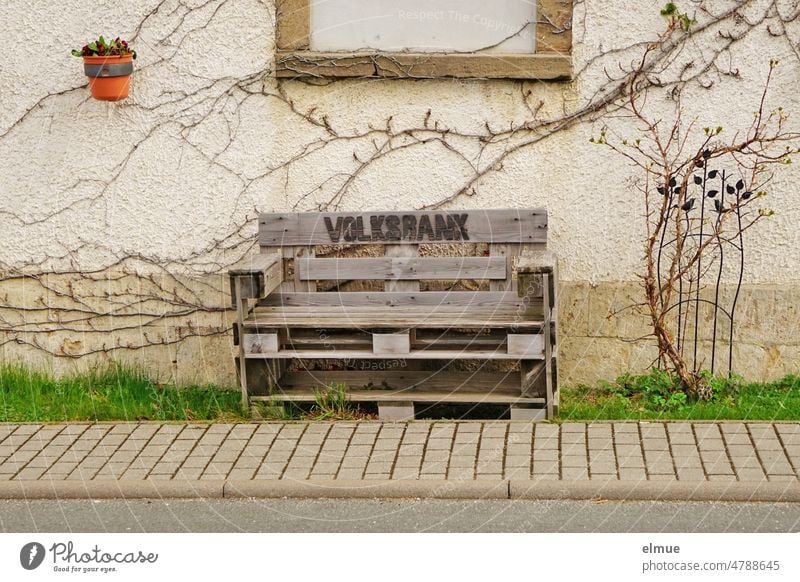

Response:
(275, 0), (573, 80)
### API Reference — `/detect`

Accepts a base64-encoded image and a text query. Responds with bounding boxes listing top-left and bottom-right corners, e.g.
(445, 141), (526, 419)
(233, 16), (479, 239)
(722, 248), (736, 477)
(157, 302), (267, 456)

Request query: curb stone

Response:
(509, 480), (800, 502)
(223, 480), (510, 499)
(0, 480), (224, 500)
(1, 479), (799, 502)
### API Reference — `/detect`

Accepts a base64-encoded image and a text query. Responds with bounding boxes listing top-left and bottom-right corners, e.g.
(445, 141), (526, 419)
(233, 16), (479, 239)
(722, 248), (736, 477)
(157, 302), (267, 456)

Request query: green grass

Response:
(308, 383), (363, 420)
(3, 363), (800, 423)
(560, 370), (800, 421)
(0, 363), (245, 423)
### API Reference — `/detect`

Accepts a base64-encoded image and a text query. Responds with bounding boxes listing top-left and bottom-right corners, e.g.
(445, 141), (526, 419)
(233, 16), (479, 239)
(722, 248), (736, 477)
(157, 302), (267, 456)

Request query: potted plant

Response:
(72, 36), (136, 101)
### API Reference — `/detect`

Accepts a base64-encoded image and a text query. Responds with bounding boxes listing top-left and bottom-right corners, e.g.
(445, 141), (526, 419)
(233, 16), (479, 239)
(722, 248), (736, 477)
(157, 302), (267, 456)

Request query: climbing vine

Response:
(0, 0), (798, 383)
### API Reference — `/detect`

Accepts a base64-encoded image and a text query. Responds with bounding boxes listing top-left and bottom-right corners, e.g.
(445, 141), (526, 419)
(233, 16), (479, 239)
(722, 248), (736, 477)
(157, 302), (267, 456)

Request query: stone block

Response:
(618, 468), (647, 481)
(668, 433), (696, 445)
(674, 468), (706, 481)
(586, 282), (651, 340)
(752, 438), (784, 451)
(378, 403), (414, 422)
(590, 462), (617, 475)
(505, 456), (532, 468)
(365, 462), (394, 474)
(558, 281), (590, 336)
(423, 449), (450, 462)
(648, 474), (676, 481)
(533, 449), (559, 461)
(561, 467), (589, 480)
(702, 462), (734, 475)
(448, 456), (475, 468)
(735, 468), (766, 481)
(532, 459), (559, 472)
(561, 455), (587, 468)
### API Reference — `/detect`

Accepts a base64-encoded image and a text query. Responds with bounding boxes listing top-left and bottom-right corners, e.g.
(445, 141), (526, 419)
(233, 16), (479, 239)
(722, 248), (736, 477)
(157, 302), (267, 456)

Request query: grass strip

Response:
(0, 363), (244, 423)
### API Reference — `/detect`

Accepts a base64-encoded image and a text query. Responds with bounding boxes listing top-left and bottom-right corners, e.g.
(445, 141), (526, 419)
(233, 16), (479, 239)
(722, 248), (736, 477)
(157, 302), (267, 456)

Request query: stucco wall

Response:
(0, 0), (798, 384)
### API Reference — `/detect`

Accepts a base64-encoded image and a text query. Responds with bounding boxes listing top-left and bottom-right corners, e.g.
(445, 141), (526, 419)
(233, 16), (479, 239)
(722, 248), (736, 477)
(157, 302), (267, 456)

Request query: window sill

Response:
(275, 51), (572, 80)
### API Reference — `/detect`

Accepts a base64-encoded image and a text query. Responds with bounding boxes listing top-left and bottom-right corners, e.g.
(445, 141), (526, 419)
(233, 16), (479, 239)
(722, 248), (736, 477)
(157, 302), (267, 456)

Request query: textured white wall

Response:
(0, 0), (798, 285)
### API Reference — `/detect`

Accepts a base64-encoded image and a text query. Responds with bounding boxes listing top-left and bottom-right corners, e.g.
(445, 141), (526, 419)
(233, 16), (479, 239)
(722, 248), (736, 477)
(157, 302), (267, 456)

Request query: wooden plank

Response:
(518, 249), (558, 275)
(229, 252), (282, 276)
(543, 273), (554, 418)
(383, 247), (418, 347)
(258, 209), (547, 246)
(552, 356), (560, 412)
(507, 334), (545, 357)
(281, 246), (315, 293)
(229, 252), (283, 303)
(244, 349), (542, 360)
(281, 329), (507, 349)
(253, 305), (528, 316)
(244, 333), (279, 355)
(229, 275), (260, 305)
(510, 406), (547, 421)
(280, 247), (295, 293)
(254, 390), (545, 405)
(551, 252), (559, 310)
(537, 0), (572, 55)
(373, 332), (410, 354)
(286, 336), (371, 347)
(413, 337), (504, 348)
(296, 257), (507, 281)
(385, 244), (419, 292)
(276, 52), (572, 80)
(521, 360), (545, 398)
(490, 243), (517, 292)
(275, 370), (519, 391)
(234, 281), (250, 409)
(261, 291), (537, 309)
(518, 250), (556, 305)
(378, 402), (415, 421)
(245, 306), (545, 329)
(237, 357), (278, 398)
(258, 370), (546, 405)
(275, 0), (309, 50)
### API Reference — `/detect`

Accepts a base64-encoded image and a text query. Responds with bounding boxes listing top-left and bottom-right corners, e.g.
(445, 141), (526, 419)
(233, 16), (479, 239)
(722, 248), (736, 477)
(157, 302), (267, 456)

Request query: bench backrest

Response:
(257, 208), (547, 306)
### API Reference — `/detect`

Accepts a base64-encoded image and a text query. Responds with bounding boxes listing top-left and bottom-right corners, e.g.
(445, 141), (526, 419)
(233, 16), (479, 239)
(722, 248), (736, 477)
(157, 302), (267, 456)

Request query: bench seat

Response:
(244, 305), (545, 329)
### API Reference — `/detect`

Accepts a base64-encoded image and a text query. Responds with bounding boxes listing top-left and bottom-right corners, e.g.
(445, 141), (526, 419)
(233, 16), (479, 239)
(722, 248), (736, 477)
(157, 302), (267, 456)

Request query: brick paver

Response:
(0, 422), (798, 485)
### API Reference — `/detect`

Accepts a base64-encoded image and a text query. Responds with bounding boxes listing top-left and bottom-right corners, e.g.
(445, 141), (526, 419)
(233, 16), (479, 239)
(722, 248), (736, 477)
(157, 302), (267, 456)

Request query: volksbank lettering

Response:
(323, 213), (470, 243)
(49, 542), (158, 565)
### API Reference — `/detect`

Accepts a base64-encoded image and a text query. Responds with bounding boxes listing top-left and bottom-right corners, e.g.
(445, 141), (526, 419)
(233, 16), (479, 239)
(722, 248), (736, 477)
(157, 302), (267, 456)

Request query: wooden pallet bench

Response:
(229, 208), (558, 420)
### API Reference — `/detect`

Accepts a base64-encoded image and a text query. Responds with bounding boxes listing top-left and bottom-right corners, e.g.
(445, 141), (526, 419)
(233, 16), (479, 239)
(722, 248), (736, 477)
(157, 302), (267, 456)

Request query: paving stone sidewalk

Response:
(1, 421), (799, 486)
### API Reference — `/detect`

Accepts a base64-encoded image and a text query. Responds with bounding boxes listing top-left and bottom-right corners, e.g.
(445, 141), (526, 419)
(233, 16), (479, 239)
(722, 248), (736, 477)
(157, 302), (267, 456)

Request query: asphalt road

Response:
(2, 498), (800, 532)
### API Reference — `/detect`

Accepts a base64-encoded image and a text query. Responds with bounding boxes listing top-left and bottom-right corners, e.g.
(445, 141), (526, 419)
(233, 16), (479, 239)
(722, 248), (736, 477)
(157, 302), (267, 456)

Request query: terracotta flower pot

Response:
(83, 54), (133, 101)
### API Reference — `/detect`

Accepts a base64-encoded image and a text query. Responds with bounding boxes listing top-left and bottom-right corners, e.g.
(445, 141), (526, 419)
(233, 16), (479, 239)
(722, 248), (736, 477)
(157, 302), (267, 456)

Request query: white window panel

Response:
(310, 0), (537, 54)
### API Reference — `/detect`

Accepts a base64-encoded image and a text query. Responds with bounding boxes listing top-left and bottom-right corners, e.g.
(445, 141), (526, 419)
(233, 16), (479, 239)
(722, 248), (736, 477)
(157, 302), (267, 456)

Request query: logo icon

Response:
(20, 542), (46, 570)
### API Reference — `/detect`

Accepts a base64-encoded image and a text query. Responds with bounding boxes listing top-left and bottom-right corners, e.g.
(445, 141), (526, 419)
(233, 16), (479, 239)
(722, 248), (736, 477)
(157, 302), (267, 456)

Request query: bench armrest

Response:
(517, 250), (558, 310)
(229, 252), (282, 303)
(517, 250), (557, 275)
